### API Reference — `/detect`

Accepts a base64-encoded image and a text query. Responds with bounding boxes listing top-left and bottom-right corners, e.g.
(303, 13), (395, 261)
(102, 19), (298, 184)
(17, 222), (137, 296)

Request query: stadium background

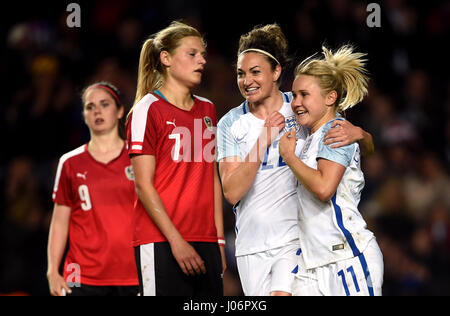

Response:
(0, 0), (449, 296)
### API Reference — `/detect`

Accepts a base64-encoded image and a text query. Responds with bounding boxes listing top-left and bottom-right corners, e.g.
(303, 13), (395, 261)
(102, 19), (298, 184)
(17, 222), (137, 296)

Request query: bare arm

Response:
(131, 154), (206, 276)
(323, 120), (374, 156)
(47, 204), (72, 296)
(213, 161), (227, 273)
(279, 129), (346, 202)
(219, 155), (261, 206)
(219, 111), (285, 205)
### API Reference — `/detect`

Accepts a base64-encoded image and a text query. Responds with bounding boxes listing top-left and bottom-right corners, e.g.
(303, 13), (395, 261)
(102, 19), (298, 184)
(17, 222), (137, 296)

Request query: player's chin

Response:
(188, 76), (202, 87)
(296, 116), (309, 127)
(193, 71), (203, 81)
(245, 93), (263, 104)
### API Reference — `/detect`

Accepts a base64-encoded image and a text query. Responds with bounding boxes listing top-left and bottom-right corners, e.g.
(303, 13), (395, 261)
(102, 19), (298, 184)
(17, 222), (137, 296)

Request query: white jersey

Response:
(217, 92), (309, 256)
(296, 118), (374, 269)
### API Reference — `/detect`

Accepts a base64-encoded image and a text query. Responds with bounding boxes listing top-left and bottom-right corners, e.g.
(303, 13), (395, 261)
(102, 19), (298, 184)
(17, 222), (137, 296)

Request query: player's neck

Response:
(158, 81), (194, 110)
(89, 132), (124, 154)
(311, 112), (337, 134)
(249, 90), (283, 120)
(88, 133), (124, 164)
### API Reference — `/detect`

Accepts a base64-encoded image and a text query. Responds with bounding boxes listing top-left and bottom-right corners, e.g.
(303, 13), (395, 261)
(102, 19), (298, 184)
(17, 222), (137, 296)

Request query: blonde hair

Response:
(129, 21), (204, 116)
(294, 45), (369, 112)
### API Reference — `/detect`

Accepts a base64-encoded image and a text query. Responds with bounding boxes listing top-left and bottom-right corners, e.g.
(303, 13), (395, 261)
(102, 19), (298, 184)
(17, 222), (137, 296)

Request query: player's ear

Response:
(273, 64), (282, 82)
(160, 50), (171, 67)
(326, 90), (338, 106)
(117, 105), (125, 120)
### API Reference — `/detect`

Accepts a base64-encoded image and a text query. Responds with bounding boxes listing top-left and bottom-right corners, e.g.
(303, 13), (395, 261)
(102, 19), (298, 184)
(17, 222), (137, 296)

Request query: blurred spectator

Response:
(404, 153), (450, 221)
(445, 117), (450, 168)
(0, 157), (49, 295)
(365, 94), (419, 147)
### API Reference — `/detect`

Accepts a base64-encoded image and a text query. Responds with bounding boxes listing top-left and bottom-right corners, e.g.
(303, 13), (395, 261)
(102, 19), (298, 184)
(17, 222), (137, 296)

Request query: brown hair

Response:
(238, 24), (289, 71)
(82, 82), (121, 108)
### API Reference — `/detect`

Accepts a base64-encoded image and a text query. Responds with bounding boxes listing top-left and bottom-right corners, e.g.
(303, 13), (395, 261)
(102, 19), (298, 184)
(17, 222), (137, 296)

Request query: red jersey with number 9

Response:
(126, 93), (218, 246)
(52, 144), (138, 286)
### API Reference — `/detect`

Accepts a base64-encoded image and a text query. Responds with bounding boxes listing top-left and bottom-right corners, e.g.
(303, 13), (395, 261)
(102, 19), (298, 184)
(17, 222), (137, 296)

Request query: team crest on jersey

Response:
(284, 116), (300, 133)
(203, 116), (213, 131)
(125, 166), (135, 181)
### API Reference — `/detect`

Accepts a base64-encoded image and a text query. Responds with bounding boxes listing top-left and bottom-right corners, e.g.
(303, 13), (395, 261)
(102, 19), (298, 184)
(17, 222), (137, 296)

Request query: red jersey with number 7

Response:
(126, 93), (218, 246)
(52, 144), (138, 286)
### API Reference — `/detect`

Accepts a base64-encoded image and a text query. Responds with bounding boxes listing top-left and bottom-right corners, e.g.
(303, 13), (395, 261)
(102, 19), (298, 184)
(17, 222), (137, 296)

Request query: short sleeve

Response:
(216, 113), (241, 162)
(317, 119), (356, 168)
(52, 159), (73, 207)
(126, 94), (159, 156)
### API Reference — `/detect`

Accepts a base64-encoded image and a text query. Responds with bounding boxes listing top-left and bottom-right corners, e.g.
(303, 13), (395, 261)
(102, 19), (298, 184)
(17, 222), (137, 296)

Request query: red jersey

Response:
(52, 143), (138, 286)
(126, 93), (218, 246)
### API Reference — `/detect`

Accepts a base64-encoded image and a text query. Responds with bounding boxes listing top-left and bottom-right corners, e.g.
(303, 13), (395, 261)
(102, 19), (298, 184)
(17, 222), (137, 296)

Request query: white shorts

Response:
(236, 242), (301, 296)
(293, 238), (384, 296)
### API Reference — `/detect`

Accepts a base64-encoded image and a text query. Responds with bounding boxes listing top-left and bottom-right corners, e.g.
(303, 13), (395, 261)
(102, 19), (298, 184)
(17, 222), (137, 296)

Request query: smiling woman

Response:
(278, 45), (383, 296)
(235, 25), (288, 108)
(217, 24), (306, 297)
(217, 24), (374, 297)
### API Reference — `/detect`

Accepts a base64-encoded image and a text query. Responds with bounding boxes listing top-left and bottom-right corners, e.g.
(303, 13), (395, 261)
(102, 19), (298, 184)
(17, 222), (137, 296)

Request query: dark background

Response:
(0, 0), (449, 296)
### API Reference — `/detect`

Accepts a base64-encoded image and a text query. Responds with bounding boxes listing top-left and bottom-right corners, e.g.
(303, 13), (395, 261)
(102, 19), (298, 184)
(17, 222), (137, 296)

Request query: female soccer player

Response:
(217, 24), (374, 296)
(47, 82), (138, 296)
(279, 45), (384, 296)
(126, 21), (225, 296)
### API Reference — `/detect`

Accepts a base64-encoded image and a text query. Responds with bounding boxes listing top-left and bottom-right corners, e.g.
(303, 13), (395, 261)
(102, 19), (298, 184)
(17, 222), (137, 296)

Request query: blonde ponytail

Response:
(295, 45), (369, 112)
(128, 21), (203, 119)
(134, 38), (164, 107)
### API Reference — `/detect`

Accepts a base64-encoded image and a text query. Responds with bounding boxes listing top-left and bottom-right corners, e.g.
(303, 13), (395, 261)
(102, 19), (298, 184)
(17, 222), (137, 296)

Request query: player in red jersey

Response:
(126, 21), (226, 296)
(47, 82), (138, 296)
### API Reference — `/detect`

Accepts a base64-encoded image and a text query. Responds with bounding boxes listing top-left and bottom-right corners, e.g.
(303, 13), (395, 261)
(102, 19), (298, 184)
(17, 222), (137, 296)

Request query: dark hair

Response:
(238, 24), (290, 70)
(81, 81), (122, 109)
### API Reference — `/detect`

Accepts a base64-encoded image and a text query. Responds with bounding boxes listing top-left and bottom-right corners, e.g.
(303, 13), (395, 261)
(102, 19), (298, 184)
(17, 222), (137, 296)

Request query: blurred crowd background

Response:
(0, 0), (449, 296)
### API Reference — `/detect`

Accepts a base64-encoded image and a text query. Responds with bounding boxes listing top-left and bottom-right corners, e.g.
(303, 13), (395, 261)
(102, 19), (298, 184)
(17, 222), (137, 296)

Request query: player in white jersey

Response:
(217, 25), (374, 296)
(219, 92), (307, 296)
(279, 45), (384, 296)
